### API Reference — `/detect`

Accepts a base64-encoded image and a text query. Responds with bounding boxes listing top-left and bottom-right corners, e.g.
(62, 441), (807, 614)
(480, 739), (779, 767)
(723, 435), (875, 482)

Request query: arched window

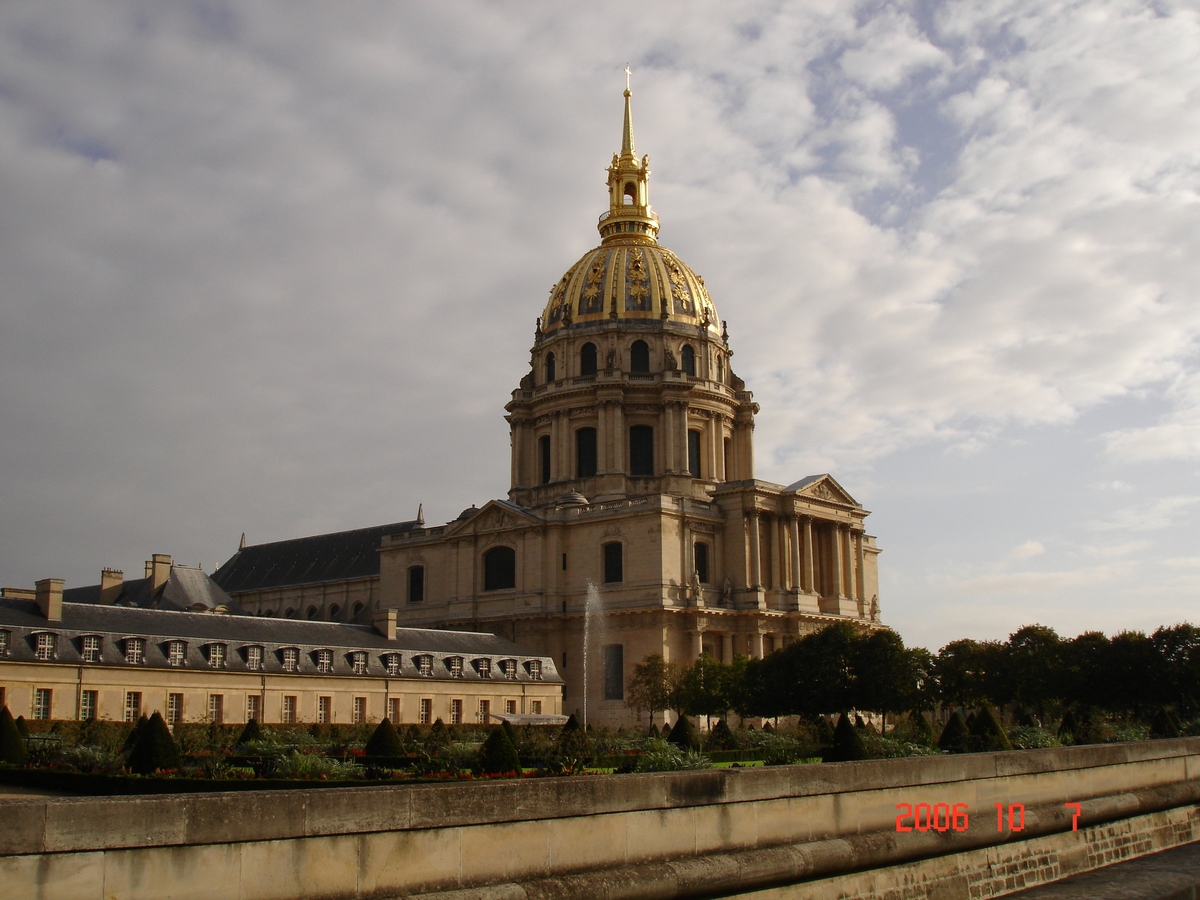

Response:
(630, 340), (650, 373)
(352, 602), (364, 617)
(284, 608), (295, 618)
(408, 565), (425, 603)
(539, 435), (552, 484)
(328, 605), (340, 621)
(624, 182), (636, 204)
(694, 542), (710, 584)
(630, 425), (654, 476)
(603, 542), (623, 583)
(306, 606), (318, 620)
(576, 427), (597, 478)
(545, 352), (556, 383)
(580, 342), (597, 376)
(483, 546), (516, 591)
(681, 344), (695, 377)
(688, 429), (702, 479)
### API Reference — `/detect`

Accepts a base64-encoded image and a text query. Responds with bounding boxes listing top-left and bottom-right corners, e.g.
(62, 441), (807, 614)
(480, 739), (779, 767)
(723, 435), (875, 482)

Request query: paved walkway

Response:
(1005, 841), (1200, 899)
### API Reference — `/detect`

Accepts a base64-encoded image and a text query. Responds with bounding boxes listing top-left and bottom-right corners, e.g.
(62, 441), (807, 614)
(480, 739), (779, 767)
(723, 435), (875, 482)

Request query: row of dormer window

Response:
(0, 630), (543, 681)
(543, 341), (705, 383)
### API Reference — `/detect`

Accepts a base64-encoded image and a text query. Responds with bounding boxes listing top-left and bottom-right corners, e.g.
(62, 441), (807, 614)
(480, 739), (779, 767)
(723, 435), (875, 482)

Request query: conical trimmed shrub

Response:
(815, 715), (836, 749)
(647, 722), (660, 738)
(938, 710), (970, 754)
(0, 707), (28, 765)
(15, 715), (29, 737)
(557, 713), (592, 762)
(424, 718), (451, 755)
(706, 719), (736, 752)
(828, 712), (867, 762)
(121, 715), (148, 752)
(126, 712), (181, 774)
(236, 719), (262, 747)
(501, 718), (519, 749)
(365, 718), (404, 757)
(1150, 708), (1181, 739)
(478, 726), (521, 775)
(968, 707), (1013, 752)
(667, 716), (701, 751)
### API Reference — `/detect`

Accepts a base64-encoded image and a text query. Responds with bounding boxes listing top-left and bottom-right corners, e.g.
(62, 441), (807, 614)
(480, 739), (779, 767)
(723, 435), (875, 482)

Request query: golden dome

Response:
(539, 79), (720, 337)
(540, 241), (719, 335)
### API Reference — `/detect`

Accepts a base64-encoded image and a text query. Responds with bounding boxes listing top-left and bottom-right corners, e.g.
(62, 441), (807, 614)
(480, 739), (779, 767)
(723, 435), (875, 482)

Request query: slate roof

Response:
(0, 598), (562, 683)
(64, 565), (241, 614)
(211, 520), (423, 594)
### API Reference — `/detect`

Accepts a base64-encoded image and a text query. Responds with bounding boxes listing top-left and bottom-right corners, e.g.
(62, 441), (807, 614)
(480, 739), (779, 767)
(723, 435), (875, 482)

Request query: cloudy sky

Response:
(1, 1), (1198, 650)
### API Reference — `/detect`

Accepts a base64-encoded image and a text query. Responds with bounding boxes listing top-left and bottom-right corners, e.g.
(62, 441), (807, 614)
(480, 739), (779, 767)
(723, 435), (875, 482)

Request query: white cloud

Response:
(1002, 540), (1045, 564)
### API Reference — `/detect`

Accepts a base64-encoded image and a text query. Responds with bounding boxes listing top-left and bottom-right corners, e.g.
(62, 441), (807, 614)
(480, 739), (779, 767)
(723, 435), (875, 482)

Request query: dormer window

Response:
(167, 640), (186, 667)
(281, 647), (299, 672)
(316, 649), (334, 674)
(246, 645), (263, 671)
(416, 654), (433, 677)
(500, 659), (517, 681)
(474, 658), (491, 679)
(351, 651), (368, 675)
(207, 643), (226, 669)
(383, 653), (401, 676)
(35, 632), (57, 661)
(447, 656), (463, 678)
(81, 635), (102, 663)
(526, 659), (543, 681)
(0, 630), (9, 657)
(123, 637), (144, 665)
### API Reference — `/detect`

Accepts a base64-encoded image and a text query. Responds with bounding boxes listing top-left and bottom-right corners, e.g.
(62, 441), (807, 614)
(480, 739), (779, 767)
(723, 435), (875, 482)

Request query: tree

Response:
(365, 718), (403, 757)
(934, 640), (1005, 709)
(0, 707), (27, 765)
(626, 654), (685, 725)
(675, 655), (733, 727)
(666, 715), (701, 751)
(794, 621), (861, 716)
(1004, 625), (1064, 718)
(853, 629), (921, 729)
(478, 726), (521, 775)
(968, 707), (1013, 752)
(827, 712), (867, 762)
(1063, 631), (1111, 712)
(126, 712), (181, 774)
(1106, 631), (1158, 716)
(1152, 624), (1200, 713)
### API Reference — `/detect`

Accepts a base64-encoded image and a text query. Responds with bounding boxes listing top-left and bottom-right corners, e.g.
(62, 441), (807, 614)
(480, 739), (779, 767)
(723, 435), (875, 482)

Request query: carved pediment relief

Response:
(791, 475), (858, 507)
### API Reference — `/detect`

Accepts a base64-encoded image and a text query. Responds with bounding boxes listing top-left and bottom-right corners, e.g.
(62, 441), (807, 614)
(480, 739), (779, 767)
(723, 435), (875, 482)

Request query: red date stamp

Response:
(895, 802), (1084, 832)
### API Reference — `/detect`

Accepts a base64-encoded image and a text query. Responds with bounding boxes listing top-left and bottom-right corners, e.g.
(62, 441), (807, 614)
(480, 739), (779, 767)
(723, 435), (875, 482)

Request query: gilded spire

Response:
(601, 68), (659, 244)
(621, 65), (635, 160)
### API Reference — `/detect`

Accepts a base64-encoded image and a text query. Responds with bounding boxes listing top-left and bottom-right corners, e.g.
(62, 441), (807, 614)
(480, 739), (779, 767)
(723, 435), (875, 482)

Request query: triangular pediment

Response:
(785, 474), (859, 507)
(443, 500), (542, 537)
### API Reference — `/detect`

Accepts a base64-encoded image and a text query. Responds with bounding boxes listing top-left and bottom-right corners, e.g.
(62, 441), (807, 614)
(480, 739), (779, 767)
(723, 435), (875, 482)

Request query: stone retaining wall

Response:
(2, 737), (1198, 899)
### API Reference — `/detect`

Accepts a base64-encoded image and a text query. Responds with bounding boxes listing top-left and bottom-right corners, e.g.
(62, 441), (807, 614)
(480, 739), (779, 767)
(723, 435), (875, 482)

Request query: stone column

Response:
(747, 511), (762, 589)
(692, 629), (704, 660)
(614, 403), (625, 474)
(708, 415), (719, 482)
(789, 517), (802, 591)
(721, 633), (733, 664)
(596, 401), (610, 474)
(802, 516), (815, 594)
(855, 530), (866, 609)
(769, 515), (782, 590)
(663, 403), (676, 474)
(510, 421), (522, 488)
(843, 525), (856, 602)
(833, 525), (845, 598)
(750, 631), (764, 660)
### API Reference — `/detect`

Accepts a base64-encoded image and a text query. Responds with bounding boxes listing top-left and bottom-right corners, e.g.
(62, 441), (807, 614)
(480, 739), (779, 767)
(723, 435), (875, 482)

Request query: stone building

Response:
(0, 558), (562, 726)
(214, 85), (883, 726)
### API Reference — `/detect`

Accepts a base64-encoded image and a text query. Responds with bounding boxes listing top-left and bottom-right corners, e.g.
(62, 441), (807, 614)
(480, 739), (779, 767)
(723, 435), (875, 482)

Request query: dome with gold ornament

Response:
(539, 79), (721, 337)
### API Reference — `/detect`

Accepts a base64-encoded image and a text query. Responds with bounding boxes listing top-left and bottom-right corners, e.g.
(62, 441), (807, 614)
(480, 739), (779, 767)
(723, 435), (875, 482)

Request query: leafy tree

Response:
(126, 712), (181, 774)
(1004, 625), (1064, 718)
(1063, 631), (1111, 711)
(934, 640), (1005, 709)
(1106, 631), (1159, 716)
(853, 629), (922, 729)
(478, 726), (521, 775)
(365, 718), (403, 757)
(0, 707), (28, 765)
(1152, 624), (1200, 713)
(675, 655), (733, 726)
(626, 654), (685, 725)
(794, 621), (861, 716)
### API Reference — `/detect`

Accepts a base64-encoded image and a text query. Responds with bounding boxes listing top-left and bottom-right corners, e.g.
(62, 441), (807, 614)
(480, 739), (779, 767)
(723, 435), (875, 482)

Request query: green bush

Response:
(276, 751), (363, 780)
(968, 707), (1013, 752)
(126, 712), (182, 775)
(705, 719), (736, 752)
(54, 745), (120, 773)
(478, 727), (521, 775)
(1058, 710), (1078, 744)
(236, 719), (263, 747)
(1150, 708), (1182, 739)
(938, 711), (970, 754)
(814, 715), (836, 749)
(424, 719), (451, 755)
(1008, 726), (1061, 750)
(365, 718), (404, 758)
(555, 714), (592, 771)
(827, 713), (867, 762)
(0, 707), (28, 765)
(14, 716), (29, 737)
(666, 716), (701, 751)
(635, 738), (711, 772)
(121, 715), (148, 753)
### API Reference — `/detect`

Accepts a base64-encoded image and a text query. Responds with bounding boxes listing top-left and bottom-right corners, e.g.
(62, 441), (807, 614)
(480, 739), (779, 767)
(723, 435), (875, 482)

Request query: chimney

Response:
(35, 578), (64, 622)
(99, 569), (124, 605)
(372, 607), (398, 641)
(147, 554), (172, 592)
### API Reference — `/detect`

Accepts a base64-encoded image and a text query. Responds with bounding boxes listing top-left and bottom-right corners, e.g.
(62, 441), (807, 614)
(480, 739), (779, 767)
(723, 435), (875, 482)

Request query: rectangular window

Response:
(167, 641), (186, 667)
(408, 565), (425, 603)
(316, 649), (334, 674)
(282, 695), (297, 724)
(450, 698), (462, 725)
(417, 655), (432, 677)
(168, 693), (183, 725)
(79, 690), (97, 721)
(723, 436), (733, 479)
(124, 638), (144, 665)
(575, 427), (597, 478)
(246, 694), (261, 723)
(604, 644), (624, 701)
(501, 659), (517, 680)
(208, 694), (224, 725)
(246, 645), (263, 672)
(282, 648), (299, 672)
(419, 698), (432, 725)
(477, 699), (490, 723)
(603, 542), (623, 583)
(384, 653), (401, 676)
(688, 429), (702, 479)
(476, 658), (491, 679)
(34, 688), (52, 720)
(540, 435), (552, 484)
(353, 696), (367, 724)
(317, 696), (331, 724)
(694, 542), (710, 584)
(388, 697), (401, 723)
(0, 629), (9, 656)
(81, 635), (101, 663)
(352, 651), (368, 675)
(505, 699), (517, 715)
(35, 633), (56, 661)
(629, 425), (654, 477)
(209, 644), (226, 669)
(124, 691), (142, 722)
(448, 657), (463, 678)
(530, 700), (542, 715)
(527, 660), (542, 681)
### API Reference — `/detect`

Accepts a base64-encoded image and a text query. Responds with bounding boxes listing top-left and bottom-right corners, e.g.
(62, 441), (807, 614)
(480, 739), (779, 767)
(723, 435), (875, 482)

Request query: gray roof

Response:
(0, 598), (561, 683)
(212, 520), (422, 594)
(64, 565), (241, 614)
